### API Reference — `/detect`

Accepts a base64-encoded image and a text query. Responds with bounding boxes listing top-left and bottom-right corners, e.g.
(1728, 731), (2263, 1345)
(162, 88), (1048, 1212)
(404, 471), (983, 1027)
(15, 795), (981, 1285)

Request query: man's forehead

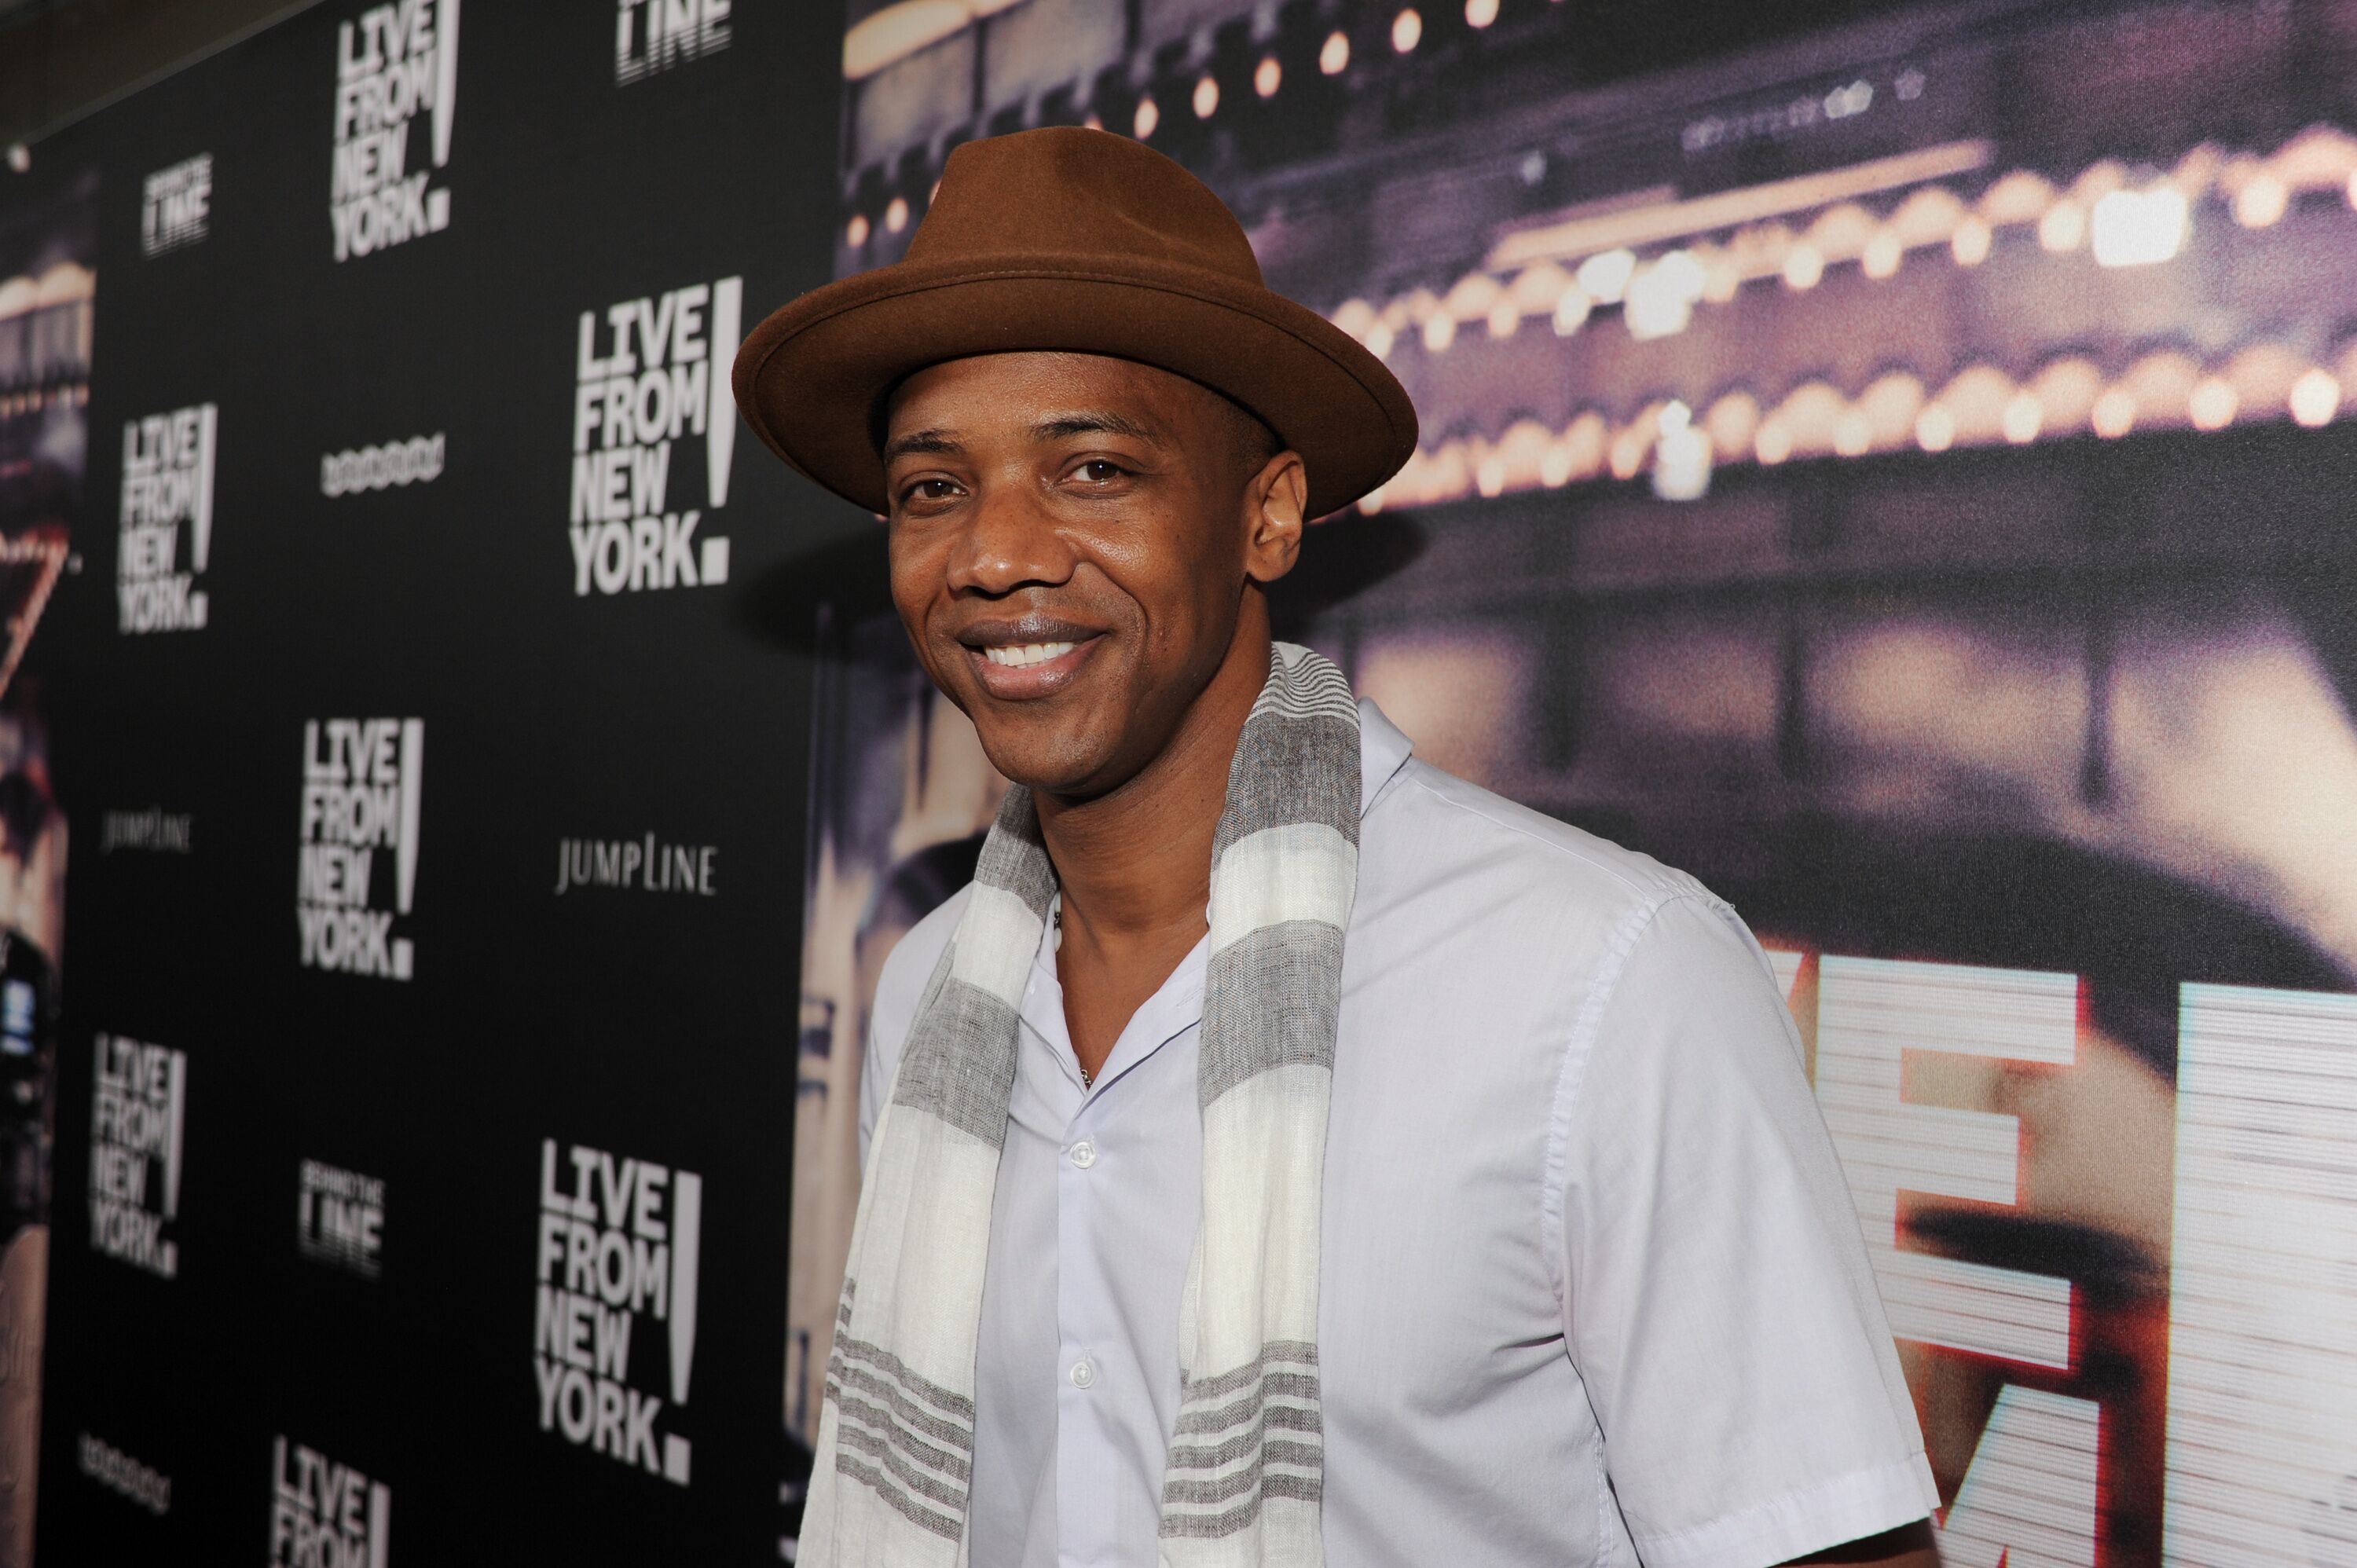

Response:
(885, 351), (1208, 440)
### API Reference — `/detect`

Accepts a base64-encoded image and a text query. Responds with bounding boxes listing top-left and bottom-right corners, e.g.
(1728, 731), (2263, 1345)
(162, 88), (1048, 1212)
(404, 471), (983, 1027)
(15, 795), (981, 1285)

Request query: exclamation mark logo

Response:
(392, 719), (423, 981)
(430, 0), (460, 167)
(189, 403), (217, 572)
(161, 1047), (186, 1220)
(394, 720), (423, 915)
(698, 277), (741, 587)
(705, 279), (740, 509)
(367, 1481), (390, 1568)
(664, 1169), (702, 1486)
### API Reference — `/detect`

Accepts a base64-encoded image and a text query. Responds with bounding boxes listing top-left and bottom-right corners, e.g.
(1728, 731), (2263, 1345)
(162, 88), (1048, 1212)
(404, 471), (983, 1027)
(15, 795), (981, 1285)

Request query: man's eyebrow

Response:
(881, 429), (962, 463)
(1030, 410), (1167, 445)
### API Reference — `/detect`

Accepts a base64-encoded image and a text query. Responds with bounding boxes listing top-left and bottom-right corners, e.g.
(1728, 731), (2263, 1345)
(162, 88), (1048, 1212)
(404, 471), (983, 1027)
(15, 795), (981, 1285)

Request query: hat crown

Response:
(907, 127), (1264, 285)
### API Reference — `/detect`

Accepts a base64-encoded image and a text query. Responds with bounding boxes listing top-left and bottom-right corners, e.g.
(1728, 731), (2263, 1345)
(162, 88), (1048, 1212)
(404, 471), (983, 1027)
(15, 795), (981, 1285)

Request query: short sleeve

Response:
(1559, 894), (1937, 1568)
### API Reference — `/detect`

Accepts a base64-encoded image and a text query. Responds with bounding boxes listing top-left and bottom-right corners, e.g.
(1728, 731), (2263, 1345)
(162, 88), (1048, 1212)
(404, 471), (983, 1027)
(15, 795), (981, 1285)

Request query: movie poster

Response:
(794, 2), (2357, 1562)
(0, 167), (90, 1568)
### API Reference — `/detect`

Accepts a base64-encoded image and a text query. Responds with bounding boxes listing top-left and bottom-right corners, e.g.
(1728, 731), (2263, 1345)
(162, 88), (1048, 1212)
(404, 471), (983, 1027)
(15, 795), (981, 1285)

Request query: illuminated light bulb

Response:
(1083, 113), (1104, 130)
(1422, 311), (1457, 352)
(2002, 390), (2043, 444)
(1475, 455), (1507, 496)
(1952, 216), (1992, 266)
(1465, 0), (1500, 26)
(1134, 96), (1160, 139)
(2090, 186), (2188, 268)
(1486, 297), (1520, 339)
(2235, 174), (2289, 229)
(2038, 200), (2085, 252)
(1653, 416), (1712, 501)
(1607, 427), (1648, 482)
(1255, 56), (1282, 97)
(1834, 410), (1872, 456)
(1320, 30), (1351, 74)
(1540, 442), (1575, 487)
(1393, 8), (1423, 52)
(1625, 250), (1707, 341)
(2189, 376), (2238, 431)
(1193, 75), (1219, 119)
(2291, 367), (2341, 427)
(1574, 247), (1636, 305)
(1861, 230), (1903, 280)
(2091, 389), (2135, 438)
(1359, 484), (1387, 515)
(1782, 243), (1825, 290)
(846, 212), (871, 247)
(884, 196), (910, 234)
(1365, 321), (1396, 358)
(1915, 406), (1955, 452)
(1552, 288), (1590, 336)
(1755, 419), (1794, 465)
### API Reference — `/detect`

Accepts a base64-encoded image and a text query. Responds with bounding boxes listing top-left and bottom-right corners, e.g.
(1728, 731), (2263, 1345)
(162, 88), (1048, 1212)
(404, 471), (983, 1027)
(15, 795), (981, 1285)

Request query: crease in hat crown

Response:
(731, 126), (1419, 520)
(907, 128), (1265, 284)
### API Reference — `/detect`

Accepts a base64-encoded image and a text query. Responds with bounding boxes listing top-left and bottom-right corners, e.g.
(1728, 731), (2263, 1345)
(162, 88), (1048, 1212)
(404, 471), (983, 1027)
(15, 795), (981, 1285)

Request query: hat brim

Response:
(731, 253), (1418, 521)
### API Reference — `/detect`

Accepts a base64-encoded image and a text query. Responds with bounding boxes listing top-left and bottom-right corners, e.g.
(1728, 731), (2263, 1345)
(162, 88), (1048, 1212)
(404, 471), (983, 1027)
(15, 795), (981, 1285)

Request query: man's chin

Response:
(971, 720), (1133, 801)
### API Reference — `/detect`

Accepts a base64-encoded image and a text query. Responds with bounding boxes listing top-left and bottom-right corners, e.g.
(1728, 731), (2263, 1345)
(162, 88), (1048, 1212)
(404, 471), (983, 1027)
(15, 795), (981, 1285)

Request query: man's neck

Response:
(1034, 623), (1273, 1075)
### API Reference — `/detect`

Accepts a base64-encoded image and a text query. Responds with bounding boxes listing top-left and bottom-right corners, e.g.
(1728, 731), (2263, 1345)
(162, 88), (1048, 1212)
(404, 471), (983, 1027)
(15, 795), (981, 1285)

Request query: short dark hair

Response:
(1219, 394), (1282, 475)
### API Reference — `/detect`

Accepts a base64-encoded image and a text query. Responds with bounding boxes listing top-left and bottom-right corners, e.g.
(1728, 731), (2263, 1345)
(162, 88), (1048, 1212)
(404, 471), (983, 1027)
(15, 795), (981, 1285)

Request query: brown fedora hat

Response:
(731, 127), (1417, 520)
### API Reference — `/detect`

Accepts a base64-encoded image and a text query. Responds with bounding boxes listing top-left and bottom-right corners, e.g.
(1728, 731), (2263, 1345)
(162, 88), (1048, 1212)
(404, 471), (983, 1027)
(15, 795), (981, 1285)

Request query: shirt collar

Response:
(1358, 697), (1415, 819)
(1025, 694), (1416, 1080)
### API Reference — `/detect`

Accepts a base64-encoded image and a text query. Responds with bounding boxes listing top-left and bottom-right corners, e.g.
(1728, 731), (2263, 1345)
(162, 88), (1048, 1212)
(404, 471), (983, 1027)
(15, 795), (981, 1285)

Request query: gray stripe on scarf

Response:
(1199, 921), (1345, 1103)
(889, 974), (1025, 1147)
(1211, 713), (1360, 857)
(834, 1453), (965, 1540)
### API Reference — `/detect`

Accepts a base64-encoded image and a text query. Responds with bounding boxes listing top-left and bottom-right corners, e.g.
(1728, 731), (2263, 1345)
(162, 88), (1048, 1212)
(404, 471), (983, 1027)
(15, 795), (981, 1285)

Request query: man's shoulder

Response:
(870, 883), (973, 1060)
(1365, 756), (1724, 934)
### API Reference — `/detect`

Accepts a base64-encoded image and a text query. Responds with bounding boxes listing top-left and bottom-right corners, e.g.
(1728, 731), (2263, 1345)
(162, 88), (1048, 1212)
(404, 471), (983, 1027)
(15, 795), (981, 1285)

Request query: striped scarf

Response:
(802, 642), (1359, 1567)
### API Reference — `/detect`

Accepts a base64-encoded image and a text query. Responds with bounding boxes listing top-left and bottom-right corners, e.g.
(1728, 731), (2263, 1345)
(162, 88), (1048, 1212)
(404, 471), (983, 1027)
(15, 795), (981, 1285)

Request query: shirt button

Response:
(1069, 1139), (1097, 1170)
(1069, 1358), (1097, 1390)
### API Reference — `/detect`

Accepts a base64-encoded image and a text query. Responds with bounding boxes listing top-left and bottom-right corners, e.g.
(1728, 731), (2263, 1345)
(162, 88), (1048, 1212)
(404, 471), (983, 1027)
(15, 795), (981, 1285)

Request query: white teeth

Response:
(984, 641), (1076, 669)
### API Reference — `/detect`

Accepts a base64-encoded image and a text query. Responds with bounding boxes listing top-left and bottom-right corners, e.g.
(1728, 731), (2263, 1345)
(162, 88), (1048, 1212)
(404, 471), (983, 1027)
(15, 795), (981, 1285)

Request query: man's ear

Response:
(1244, 451), (1308, 585)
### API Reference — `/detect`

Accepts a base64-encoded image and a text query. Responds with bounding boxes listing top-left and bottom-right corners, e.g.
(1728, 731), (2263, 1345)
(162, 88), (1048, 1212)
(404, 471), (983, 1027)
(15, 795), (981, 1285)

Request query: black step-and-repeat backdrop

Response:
(4, 2), (867, 1562)
(13, 0), (2357, 1563)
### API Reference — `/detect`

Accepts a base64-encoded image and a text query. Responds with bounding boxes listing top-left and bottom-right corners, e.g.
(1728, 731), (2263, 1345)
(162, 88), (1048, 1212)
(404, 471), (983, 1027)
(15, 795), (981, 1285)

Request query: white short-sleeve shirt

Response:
(860, 699), (1937, 1568)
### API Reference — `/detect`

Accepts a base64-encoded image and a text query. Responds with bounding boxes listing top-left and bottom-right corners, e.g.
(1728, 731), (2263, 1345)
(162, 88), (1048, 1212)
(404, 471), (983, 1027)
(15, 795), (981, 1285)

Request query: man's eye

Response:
(1076, 460), (1126, 483)
(907, 478), (959, 502)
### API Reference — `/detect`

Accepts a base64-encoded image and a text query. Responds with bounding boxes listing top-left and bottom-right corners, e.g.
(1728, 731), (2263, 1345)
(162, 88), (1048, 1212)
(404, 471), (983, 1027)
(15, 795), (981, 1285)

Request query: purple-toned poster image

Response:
(0, 167), (89, 1568)
(792, 3), (2357, 1563)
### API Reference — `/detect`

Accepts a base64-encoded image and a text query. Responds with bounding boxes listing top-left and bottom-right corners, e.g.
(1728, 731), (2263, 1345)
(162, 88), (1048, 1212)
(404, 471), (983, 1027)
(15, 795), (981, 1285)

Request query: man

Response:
(735, 128), (1941, 1568)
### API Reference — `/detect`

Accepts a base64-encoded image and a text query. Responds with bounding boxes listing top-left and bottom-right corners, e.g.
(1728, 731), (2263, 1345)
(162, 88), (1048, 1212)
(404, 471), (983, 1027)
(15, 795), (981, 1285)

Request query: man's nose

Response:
(946, 484), (1075, 596)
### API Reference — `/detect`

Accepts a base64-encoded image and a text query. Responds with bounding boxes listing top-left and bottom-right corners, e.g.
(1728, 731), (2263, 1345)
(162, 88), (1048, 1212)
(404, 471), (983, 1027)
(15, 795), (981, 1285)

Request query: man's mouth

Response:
(955, 618), (1105, 698)
(983, 641), (1076, 669)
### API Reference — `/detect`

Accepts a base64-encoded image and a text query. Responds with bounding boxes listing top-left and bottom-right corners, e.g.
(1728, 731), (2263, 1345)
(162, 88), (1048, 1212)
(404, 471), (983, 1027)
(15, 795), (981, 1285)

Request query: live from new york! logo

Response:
(570, 277), (740, 596)
(535, 1140), (702, 1485)
(331, 0), (459, 262)
(117, 403), (216, 635)
(90, 1033), (186, 1279)
(299, 719), (423, 980)
(271, 1436), (390, 1568)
